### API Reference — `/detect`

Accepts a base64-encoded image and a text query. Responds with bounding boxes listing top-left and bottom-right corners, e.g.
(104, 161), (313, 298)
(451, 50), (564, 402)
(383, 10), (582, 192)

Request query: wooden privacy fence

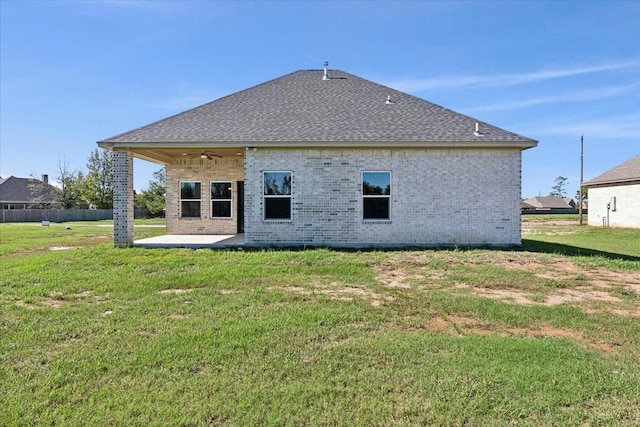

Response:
(1, 209), (150, 223)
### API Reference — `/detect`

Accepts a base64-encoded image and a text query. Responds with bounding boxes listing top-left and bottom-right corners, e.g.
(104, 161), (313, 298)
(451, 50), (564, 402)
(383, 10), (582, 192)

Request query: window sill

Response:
(362, 219), (392, 224)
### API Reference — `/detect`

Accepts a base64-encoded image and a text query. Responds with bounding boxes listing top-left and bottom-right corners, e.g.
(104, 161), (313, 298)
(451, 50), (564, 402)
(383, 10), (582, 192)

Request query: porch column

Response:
(113, 150), (134, 246)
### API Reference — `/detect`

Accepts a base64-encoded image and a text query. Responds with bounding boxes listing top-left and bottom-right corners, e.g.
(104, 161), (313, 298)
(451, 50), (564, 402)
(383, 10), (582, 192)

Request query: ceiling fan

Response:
(181, 150), (221, 160)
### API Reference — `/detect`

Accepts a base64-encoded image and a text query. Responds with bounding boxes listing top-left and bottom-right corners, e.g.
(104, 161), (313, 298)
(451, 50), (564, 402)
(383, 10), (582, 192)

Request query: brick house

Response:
(584, 155), (640, 228)
(98, 67), (537, 247)
(0, 175), (60, 209)
(520, 196), (575, 213)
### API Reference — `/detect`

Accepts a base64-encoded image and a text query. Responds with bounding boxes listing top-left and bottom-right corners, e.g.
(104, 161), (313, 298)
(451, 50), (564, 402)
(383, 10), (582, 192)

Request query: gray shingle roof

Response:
(522, 196), (574, 209)
(99, 69), (536, 147)
(0, 176), (59, 204)
(583, 155), (640, 186)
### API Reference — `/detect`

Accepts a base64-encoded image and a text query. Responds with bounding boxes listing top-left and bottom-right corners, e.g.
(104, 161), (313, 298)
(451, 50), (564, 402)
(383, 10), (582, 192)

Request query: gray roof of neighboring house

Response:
(583, 155), (640, 186)
(99, 69), (537, 147)
(0, 176), (59, 204)
(522, 196), (574, 209)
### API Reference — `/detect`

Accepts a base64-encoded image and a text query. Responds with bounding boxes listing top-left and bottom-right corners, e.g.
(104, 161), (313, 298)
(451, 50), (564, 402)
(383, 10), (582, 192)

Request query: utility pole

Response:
(579, 135), (584, 225)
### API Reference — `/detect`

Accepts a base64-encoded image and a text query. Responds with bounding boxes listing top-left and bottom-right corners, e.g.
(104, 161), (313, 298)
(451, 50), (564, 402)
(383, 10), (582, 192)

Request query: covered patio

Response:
(102, 147), (246, 246)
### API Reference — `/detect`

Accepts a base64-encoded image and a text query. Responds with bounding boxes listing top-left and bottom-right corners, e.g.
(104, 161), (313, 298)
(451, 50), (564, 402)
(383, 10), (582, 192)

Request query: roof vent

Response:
(322, 61), (330, 80)
(385, 95), (394, 105)
(474, 122), (484, 137)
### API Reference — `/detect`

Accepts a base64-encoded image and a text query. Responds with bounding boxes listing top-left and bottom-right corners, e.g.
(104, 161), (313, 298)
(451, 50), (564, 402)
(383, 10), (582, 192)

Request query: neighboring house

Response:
(521, 196), (575, 212)
(0, 175), (60, 209)
(583, 155), (640, 228)
(98, 67), (537, 247)
(563, 198), (577, 209)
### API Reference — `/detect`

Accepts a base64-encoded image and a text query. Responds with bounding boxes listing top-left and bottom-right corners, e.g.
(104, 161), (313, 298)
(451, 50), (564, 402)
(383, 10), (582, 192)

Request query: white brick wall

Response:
(166, 157), (244, 235)
(113, 150), (134, 245)
(587, 183), (640, 228)
(244, 148), (523, 247)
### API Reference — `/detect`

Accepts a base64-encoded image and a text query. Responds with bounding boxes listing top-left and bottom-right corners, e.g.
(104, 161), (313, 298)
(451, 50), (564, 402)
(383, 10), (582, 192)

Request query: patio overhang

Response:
(97, 142), (247, 165)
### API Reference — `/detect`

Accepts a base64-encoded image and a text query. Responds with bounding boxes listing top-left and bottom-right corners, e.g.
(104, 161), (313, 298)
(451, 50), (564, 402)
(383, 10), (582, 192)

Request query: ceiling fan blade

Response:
(182, 151), (221, 159)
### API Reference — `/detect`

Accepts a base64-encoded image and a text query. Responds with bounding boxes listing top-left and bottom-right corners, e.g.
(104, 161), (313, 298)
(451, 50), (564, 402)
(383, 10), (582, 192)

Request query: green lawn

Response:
(523, 216), (640, 263)
(1, 221), (639, 426)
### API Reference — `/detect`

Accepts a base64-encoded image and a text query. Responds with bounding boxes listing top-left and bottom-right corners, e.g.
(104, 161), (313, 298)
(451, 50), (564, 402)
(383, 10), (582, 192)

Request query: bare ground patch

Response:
(158, 288), (194, 295)
(374, 252), (640, 316)
(374, 251), (639, 352)
(267, 282), (394, 307)
(12, 290), (108, 310)
(420, 315), (615, 353)
(167, 313), (189, 320)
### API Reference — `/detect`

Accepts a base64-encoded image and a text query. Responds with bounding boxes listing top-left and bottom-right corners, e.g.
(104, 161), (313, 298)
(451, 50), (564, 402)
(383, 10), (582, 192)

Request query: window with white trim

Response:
(362, 171), (391, 220)
(180, 181), (201, 218)
(211, 182), (232, 218)
(263, 171), (292, 220)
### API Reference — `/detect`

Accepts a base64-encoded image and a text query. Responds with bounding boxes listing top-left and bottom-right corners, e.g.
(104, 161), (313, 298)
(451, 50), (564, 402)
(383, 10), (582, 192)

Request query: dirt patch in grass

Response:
(159, 288), (194, 294)
(374, 252), (640, 316)
(471, 287), (537, 305)
(610, 308), (640, 317)
(374, 248), (639, 355)
(12, 290), (107, 310)
(521, 219), (582, 235)
(267, 283), (394, 307)
(49, 246), (77, 251)
(591, 269), (640, 293)
(167, 313), (189, 320)
(421, 315), (614, 353)
(544, 289), (621, 305)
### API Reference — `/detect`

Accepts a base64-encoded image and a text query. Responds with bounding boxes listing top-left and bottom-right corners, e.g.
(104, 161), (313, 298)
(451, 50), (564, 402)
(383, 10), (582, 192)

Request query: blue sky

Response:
(1, 0), (639, 198)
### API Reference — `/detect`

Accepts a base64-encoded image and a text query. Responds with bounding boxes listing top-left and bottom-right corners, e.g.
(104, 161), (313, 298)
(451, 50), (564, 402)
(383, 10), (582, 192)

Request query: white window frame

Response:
(362, 171), (391, 221)
(179, 181), (202, 218)
(263, 171), (293, 221)
(210, 181), (233, 219)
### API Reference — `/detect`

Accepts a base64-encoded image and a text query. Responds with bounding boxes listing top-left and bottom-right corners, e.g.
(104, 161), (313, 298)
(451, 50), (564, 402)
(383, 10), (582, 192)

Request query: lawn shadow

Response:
(520, 239), (640, 262)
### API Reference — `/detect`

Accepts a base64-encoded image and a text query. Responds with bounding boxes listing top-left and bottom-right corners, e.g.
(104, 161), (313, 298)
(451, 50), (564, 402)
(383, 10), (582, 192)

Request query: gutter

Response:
(98, 139), (538, 151)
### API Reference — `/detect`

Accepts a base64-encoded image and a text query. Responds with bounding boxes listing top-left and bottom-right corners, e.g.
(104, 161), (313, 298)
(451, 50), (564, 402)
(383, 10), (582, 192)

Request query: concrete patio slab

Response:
(134, 234), (244, 249)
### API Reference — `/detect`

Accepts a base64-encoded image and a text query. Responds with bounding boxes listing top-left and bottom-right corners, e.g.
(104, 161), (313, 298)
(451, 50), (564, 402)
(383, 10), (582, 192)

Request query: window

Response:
(180, 181), (201, 218)
(211, 182), (232, 218)
(362, 171), (391, 220)
(263, 171), (292, 220)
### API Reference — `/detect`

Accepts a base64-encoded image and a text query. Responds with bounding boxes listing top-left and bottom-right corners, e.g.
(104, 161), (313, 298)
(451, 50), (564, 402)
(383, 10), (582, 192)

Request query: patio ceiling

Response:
(128, 147), (246, 165)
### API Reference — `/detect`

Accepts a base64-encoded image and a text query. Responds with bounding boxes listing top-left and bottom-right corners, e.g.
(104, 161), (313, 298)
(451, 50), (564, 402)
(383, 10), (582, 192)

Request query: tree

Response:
(81, 149), (113, 209)
(135, 168), (166, 217)
(575, 187), (588, 202)
(56, 158), (83, 209)
(549, 176), (568, 198)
